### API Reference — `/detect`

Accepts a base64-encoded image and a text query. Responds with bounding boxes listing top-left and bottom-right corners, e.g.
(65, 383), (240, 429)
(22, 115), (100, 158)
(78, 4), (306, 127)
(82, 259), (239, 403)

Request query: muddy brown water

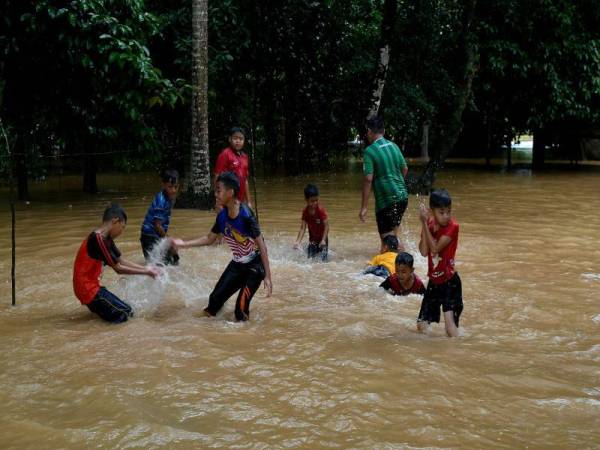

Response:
(0, 167), (599, 448)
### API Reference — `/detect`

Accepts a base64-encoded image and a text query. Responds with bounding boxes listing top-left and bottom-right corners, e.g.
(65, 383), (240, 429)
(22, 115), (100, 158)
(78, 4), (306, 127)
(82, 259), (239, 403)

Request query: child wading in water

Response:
(73, 204), (160, 323)
(417, 189), (463, 337)
(174, 172), (272, 321)
(293, 184), (329, 261)
(380, 252), (426, 296)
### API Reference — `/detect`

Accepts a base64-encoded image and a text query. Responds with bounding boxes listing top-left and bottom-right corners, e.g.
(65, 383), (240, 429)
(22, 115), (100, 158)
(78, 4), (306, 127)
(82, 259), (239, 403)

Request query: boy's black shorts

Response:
(417, 273), (463, 326)
(375, 199), (408, 235)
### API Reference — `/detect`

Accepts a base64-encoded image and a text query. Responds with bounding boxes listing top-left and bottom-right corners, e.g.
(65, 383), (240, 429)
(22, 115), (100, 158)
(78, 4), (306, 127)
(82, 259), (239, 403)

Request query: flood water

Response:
(0, 166), (599, 449)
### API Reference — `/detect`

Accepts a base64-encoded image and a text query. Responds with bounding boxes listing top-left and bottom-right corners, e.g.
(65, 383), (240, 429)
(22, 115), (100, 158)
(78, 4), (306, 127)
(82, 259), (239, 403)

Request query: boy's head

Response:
(161, 169), (179, 200)
(381, 235), (399, 253)
(395, 252), (415, 284)
(102, 203), (127, 238)
(304, 184), (320, 209)
(365, 116), (385, 143)
(429, 189), (452, 226)
(216, 171), (240, 205)
(229, 127), (245, 152)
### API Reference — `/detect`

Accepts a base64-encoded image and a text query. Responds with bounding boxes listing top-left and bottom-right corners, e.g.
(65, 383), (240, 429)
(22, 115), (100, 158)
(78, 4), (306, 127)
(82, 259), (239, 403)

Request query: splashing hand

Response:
(293, 241), (301, 250)
(147, 266), (163, 279)
(171, 238), (185, 248)
(359, 207), (368, 223)
(263, 277), (273, 297)
(419, 203), (429, 223)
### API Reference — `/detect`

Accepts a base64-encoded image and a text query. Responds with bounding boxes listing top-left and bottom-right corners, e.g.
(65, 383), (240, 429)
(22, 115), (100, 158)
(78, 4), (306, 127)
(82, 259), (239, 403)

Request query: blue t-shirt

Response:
(211, 204), (261, 263)
(141, 190), (172, 237)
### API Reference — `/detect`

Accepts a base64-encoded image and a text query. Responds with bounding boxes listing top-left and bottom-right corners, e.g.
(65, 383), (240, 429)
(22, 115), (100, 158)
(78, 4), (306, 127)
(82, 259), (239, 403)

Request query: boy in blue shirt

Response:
(173, 172), (272, 321)
(140, 169), (180, 265)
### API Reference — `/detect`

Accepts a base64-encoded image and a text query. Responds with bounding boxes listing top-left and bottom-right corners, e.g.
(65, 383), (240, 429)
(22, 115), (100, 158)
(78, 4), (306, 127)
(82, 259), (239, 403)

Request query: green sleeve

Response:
(363, 147), (374, 175)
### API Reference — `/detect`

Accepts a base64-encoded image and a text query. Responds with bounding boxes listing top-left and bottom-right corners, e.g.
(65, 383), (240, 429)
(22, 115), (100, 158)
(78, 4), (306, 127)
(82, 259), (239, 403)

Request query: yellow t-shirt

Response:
(367, 251), (397, 274)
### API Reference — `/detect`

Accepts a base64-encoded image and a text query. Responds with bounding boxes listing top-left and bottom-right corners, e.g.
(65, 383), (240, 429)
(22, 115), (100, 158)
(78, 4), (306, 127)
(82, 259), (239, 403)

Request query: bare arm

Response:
(153, 219), (167, 237)
(402, 165), (408, 178)
(320, 219), (329, 247)
(419, 205), (452, 255)
(256, 235), (272, 297)
(174, 232), (219, 249)
(294, 220), (307, 248)
(359, 174), (373, 222)
(113, 258), (159, 278)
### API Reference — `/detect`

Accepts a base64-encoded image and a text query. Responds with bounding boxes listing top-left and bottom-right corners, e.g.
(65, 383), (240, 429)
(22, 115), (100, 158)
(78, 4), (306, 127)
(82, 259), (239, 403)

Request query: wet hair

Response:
(366, 116), (385, 134)
(102, 203), (127, 223)
(304, 184), (319, 199)
(395, 252), (414, 268)
(382, 235), (399, 251)
(161, 168), (179, 185)
(429, 189), (452, 208)
(229, 126), (246, 138)
(217, 171), (240, 196)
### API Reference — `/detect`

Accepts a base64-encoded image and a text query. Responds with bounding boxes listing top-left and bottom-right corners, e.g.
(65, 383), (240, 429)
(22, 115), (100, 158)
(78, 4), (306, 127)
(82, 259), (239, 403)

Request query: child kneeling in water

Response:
(380, 252), (425, 296)
(173, 172), (272, 321)
(73, 204), (160, 323)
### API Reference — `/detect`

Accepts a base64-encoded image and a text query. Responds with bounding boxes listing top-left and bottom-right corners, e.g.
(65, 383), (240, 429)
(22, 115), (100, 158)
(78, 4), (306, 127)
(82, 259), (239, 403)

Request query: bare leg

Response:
(443, 310), (459, 337)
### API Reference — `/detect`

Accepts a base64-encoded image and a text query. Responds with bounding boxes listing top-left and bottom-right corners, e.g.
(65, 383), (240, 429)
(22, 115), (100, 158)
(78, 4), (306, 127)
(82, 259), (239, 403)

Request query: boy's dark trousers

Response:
(87, 287), (133, 323)
(140, 234), (179, 265)
(205, 255), (265, 321)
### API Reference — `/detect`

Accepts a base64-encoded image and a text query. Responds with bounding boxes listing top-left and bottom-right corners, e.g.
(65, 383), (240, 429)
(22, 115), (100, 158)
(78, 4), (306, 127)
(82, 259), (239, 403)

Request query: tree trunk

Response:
(367, 0), (398, 119)
(180, 0), (212, 208)
(412, 0), (478, 194)
(532, 129), (545, 171)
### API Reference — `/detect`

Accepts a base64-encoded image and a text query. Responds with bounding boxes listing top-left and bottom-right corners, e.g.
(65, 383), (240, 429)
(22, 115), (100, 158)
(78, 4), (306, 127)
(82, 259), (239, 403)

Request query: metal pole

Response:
(1, 118), (16, 305)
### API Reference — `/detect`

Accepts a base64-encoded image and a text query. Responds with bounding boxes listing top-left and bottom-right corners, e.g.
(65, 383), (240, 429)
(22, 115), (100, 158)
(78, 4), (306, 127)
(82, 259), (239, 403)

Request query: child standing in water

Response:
(73, 204), (160, 323)
(214, 127), (253, 208)
(140, 169), (180, 265)
(380, 252), (426, 296)
(173, 172), (272, 321)
(293, 184), (329, 261)
(417, 189), (463, 337)
(364, 235), (399, 278)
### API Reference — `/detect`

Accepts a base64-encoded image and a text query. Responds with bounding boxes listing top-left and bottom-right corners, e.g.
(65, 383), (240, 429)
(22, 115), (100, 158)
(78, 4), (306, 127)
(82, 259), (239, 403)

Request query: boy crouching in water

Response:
(380, 252), (426, 296)
(73, 204), (160, 323)
(173, 172), (272, 321)
(417, 189), (463, 337)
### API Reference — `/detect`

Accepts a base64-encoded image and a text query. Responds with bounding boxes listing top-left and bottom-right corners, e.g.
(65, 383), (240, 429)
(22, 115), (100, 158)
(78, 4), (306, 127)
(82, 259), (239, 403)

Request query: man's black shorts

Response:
(417, 273), (463, 326)
(375, 199), (408, 235)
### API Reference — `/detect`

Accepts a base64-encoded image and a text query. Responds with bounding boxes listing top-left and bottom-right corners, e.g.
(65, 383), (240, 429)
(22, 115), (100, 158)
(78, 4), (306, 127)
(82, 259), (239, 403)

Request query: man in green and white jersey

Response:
(359, 116), (409, 251)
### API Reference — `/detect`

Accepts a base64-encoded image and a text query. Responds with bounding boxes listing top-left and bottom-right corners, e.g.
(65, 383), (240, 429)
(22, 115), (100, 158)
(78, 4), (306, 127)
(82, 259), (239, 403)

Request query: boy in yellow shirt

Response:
(363, 235), (399, 278)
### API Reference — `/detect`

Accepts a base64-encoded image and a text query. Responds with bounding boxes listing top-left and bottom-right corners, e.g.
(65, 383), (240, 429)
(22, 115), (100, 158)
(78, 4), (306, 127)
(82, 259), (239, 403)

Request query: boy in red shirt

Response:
(417, 189), (463, 337)
(380, 252), (426, 296)
(214, 127), (252, 208)
(73, 204), (160, 323)
(293, 184), (329, 261)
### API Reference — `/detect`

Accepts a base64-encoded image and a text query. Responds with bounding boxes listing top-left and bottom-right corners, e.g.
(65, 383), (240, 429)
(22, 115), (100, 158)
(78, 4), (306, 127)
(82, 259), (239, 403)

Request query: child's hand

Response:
(359, 207), (368, 223)
(171, 238), (185, 248)
(293, 241), (301, 250)
(419, 204), (429, 223)
(263, 277), (273, 297)
(147, 266), (163, 279)
(319, 239), (326, 248)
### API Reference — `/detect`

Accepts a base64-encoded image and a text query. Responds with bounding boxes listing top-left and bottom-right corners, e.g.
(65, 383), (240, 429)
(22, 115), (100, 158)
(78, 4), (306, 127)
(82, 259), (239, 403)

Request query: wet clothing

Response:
(204, 255), (265, 321)
(140, 234), (179, 266)
(86, 287), (133, 323)
(208, 203), (264, 320)
(73, 232), (121, 304)
(211, 204), (260, 263)
(417, 273), (463, 325)
(364, 265), (390, 278)
(375, 199), (408, 235)
(363, 137), (408, 212)
(307, 238), (328, 262)
(214, 146), (250, 202)
(302, 205), (328, 244)
(426, 218), (459, 285)
(381, 273), (426, 296)
(367, 251), (398, 275)
(141, 190), (173, 238)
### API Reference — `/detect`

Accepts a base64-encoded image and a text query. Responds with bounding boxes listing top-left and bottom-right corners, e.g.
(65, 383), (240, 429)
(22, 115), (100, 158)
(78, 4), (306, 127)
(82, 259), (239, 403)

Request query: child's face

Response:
(229, 132), (245, 151)
(163, 182), (179, 201)
(109, 219), (126, 239)
(396, 263), (413, 284)
(306, 196), (319, 210)
(432, 206), (452, 227)
(215, 181), (234, 205)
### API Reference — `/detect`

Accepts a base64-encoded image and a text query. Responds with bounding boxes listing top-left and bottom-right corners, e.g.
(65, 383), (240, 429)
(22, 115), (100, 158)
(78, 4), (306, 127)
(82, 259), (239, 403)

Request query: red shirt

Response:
(427, 218), (459, 284)
(302, 205), (328, 243)
(381, 273), (426, 296)
(214, 147), (249, 201)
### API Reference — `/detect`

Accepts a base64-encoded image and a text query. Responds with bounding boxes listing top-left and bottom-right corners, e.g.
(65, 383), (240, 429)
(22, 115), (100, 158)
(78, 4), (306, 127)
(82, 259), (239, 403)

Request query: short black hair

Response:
(382, 235), (399, 251)
(229, 126), (246, 138)
(102, 203), (127, 223)
(161, 169), (179, 185)
(429, 189), (452, 208)
(395, 252), (414, 268)
(304, 184), (319, 199)
(366, 116), (385, 134)
(217, 171), (240, 196)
